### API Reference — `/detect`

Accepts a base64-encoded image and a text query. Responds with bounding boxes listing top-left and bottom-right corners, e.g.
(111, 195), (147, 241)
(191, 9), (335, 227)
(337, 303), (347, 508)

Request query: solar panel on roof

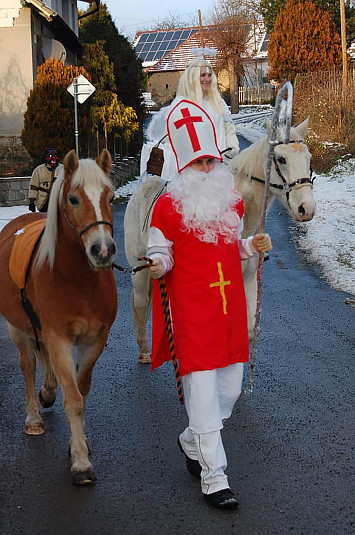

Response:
(134, 29), (198, 64)
(146, 52), (155, 61)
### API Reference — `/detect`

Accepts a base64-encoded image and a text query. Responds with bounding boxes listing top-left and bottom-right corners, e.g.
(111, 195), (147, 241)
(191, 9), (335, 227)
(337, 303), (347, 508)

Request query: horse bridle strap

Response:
(63, 206), (113, 240)
(79, 220), (113, 237)
(250, 140), (315, 203)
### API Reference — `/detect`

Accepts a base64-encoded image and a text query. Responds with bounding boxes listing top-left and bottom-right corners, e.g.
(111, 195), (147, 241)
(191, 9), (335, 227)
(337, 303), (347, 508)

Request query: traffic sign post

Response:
(67, 75), (95, 156)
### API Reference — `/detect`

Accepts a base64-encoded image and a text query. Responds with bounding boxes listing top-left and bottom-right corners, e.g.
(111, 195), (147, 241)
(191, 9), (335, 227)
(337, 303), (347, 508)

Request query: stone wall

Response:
(0, 156), (140, 207)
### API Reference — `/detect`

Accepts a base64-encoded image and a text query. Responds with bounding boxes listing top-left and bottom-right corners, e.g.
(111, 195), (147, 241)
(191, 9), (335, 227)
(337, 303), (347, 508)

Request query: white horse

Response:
(124, 117), (316, 363)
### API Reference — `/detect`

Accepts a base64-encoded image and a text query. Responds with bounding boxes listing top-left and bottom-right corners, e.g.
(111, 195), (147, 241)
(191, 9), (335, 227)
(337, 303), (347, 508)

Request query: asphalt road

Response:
(0, 176), (354, 535)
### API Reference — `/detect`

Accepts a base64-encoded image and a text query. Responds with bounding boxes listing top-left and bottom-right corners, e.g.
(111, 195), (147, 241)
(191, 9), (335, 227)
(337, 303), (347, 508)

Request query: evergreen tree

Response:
(268, 0), (343, 82)
(21, 59), (90, 165)
(259, 0), (354, 46)
(79, 3), (146, 154)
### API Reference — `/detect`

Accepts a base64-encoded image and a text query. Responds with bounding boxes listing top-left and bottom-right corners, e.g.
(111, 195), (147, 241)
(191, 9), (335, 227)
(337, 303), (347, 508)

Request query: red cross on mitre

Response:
(173, 108), (203, 152)
(167, 99), (222, 172)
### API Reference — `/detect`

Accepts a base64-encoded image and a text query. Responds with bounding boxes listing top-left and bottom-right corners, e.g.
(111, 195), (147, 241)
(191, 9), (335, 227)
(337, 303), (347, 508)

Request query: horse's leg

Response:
(242, 256), (258, 341)
(131, 270), (152, 364)
(7, 322), (44, 435)
(35, 341), (58, 408)
(75, 332), (108, 403)
(45, 336), (94, 485)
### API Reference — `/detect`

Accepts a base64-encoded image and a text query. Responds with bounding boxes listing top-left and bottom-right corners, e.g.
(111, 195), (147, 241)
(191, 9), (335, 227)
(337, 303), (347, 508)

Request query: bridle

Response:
(250, 140), (315, 204)
(63, 200), (113, 251)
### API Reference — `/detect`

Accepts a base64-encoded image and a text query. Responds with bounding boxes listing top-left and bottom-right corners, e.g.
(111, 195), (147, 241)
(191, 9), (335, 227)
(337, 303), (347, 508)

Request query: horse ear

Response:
(96, 149), (112, 175)
(64, 150), (79, 176)
(265, 116), (272, 135)
(295, 117), (310, 140)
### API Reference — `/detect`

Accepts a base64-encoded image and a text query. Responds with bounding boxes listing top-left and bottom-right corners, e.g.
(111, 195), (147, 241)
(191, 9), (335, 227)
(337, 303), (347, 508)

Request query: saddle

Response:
(9, 218), (46, 289)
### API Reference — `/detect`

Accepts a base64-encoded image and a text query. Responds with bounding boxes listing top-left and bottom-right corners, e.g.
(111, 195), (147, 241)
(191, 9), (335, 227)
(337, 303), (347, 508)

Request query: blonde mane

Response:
(35, 159), (113, 270)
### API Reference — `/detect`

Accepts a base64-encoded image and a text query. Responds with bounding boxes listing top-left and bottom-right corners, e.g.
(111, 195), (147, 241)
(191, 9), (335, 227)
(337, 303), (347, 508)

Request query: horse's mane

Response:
(35, 159), (113, 270)
(234, 125), (305, 179)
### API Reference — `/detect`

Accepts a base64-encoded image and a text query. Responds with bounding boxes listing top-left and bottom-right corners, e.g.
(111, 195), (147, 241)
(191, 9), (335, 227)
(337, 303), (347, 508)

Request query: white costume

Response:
(141, 96), (239, 181)
(147, 100), (252, 498)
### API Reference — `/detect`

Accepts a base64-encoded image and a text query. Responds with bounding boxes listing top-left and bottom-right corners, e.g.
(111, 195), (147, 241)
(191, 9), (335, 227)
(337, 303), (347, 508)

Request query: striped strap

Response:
(158, 276), (184, 405)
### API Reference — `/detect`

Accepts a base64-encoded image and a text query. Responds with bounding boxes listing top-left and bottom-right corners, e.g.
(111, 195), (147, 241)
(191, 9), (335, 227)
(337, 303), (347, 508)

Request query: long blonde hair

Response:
(176, 57), (223, 114)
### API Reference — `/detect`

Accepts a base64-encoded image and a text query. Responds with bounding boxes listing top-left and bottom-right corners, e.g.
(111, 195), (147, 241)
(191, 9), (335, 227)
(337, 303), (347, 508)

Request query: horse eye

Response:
(68, 195), (79, 206)
(277, 156), (287, 165)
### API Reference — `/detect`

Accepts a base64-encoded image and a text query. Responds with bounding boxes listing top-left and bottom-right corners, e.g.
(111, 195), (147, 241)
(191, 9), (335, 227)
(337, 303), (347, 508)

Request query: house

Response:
(0, 0), (97, 138)
(133, 24), (269, 108)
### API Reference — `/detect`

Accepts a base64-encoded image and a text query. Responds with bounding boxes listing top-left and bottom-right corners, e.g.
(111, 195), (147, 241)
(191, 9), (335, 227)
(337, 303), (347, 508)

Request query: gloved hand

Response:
(148, 258), (164, 279)
(29, 199), (36, 213)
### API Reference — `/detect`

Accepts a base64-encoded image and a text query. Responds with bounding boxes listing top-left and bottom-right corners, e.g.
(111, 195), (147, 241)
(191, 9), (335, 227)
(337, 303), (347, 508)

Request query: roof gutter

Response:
(24, 0), (57, 22)
(78, 0), (100, 20)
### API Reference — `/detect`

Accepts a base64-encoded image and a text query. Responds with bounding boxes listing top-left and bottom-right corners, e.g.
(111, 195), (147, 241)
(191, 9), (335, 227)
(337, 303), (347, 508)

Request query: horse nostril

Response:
(90, 243), (101, 259)
(298, 205), (306, 216)
(108, 241), (116, 258)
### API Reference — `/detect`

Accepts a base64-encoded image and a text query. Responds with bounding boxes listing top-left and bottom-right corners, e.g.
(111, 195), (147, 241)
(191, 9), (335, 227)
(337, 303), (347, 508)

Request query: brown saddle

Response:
(9, 218), (46, 289)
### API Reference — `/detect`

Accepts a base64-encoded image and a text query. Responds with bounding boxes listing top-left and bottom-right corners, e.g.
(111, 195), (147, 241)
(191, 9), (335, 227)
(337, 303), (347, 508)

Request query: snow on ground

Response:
(0, 106), (353, 297)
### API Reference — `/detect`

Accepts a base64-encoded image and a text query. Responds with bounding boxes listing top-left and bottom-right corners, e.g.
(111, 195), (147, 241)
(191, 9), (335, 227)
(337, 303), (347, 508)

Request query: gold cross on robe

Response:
(209, 262), (231, 315)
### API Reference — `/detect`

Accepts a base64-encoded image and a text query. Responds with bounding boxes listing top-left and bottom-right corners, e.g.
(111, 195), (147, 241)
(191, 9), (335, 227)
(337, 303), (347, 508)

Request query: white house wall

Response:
(0, 7), (33, 136)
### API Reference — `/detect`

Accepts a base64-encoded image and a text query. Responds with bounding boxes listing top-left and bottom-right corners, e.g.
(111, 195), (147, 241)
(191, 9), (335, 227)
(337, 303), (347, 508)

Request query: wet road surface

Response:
(0, 196), (353, 535)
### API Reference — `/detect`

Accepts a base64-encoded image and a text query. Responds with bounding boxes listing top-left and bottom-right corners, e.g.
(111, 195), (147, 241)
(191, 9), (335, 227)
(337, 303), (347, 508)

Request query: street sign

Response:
(67, 74), (95, 104)
(67, 75), (96, 156)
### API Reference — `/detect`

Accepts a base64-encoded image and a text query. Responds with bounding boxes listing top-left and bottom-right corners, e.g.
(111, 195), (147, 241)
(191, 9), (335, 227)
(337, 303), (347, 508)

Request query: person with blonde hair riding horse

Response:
(141, 54), (239, 180)
(146, 100), (272, 510)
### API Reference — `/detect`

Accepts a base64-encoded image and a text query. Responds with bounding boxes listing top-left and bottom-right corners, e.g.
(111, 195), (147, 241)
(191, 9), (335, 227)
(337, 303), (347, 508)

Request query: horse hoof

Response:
(38, 390), (56, 408)
(25, 422), (45, 435)
(72, 468), (96, 485)
(138, 352), (151, 364)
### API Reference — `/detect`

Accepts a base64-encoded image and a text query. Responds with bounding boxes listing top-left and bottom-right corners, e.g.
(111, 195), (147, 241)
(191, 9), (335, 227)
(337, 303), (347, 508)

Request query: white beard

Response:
(167, 162), (242, 244)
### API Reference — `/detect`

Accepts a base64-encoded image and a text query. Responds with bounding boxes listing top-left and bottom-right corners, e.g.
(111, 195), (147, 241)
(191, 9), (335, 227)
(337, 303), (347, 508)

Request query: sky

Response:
(1, 108), (353, 298)
(78, 0), (216, 40)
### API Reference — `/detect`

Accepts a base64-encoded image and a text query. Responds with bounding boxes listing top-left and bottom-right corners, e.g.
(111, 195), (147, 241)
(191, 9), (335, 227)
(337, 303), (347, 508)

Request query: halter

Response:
(63, 202), (113, 251)
(250, 140), (315, 204)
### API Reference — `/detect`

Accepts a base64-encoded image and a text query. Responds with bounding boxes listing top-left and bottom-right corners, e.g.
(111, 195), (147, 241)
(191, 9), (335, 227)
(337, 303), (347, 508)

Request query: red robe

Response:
(151, 193), (249, 376)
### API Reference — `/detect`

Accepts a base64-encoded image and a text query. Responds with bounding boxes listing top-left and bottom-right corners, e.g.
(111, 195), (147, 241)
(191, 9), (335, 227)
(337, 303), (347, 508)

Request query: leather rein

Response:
(250, 140), (315, 203)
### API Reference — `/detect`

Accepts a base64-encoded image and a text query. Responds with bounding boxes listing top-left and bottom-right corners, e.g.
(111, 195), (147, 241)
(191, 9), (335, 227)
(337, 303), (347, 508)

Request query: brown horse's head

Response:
(60, 149), (117, 270)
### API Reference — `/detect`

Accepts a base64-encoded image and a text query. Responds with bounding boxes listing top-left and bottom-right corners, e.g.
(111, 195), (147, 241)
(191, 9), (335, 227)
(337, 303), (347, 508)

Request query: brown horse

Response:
(0, 149), (118, 485)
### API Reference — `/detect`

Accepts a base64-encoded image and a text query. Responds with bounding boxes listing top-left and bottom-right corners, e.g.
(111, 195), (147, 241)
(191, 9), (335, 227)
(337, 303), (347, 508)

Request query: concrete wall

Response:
(0, 156), (140, 207)
(0, 7), (33, 136)
(0, 176), (30, 207)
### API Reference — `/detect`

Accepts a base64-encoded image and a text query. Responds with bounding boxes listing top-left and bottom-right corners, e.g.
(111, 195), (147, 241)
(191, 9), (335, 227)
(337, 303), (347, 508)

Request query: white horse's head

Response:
(265, 117), (316, 222)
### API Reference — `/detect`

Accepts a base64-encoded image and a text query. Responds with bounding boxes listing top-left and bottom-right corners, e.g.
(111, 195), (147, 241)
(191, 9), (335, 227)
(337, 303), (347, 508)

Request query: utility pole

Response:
(340, 0), (348, 97)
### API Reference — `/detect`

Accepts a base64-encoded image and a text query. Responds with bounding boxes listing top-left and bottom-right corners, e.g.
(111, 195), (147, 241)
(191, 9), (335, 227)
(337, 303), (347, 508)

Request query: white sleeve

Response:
(147, 226), (174, 274)
(239, 235), (257, 260)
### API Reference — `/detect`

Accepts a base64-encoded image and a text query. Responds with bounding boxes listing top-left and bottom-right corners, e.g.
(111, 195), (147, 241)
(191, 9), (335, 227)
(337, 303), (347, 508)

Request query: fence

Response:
(238, 84), (274, 104)
(293, 68), (355, 151)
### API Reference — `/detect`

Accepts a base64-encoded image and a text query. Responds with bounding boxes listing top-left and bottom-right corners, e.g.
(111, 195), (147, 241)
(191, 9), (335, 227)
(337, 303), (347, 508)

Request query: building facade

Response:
(0, 0), (93, 137)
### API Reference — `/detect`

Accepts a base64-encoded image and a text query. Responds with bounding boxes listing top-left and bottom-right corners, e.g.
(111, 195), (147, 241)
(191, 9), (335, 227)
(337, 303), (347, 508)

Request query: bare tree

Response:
(152, 11), (199, 30)
(210, 0), (259, 112)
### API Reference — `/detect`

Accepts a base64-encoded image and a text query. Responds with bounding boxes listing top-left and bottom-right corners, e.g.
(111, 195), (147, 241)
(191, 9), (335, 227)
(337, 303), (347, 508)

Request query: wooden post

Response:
(198, 10), (205, 48)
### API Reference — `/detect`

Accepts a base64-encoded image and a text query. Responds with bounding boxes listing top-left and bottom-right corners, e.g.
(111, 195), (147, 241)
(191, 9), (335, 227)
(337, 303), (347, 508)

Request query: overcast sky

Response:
(78, 1), (216, 40)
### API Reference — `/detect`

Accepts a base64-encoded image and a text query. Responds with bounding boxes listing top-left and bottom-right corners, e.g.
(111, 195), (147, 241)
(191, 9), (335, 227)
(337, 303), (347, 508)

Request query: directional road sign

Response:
(67, 74), (95, 104)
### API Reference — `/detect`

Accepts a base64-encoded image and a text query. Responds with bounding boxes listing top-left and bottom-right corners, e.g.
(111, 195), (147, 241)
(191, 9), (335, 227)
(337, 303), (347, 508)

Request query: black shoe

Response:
(204, 488), (238, 510)
(177, 436), (201, 479)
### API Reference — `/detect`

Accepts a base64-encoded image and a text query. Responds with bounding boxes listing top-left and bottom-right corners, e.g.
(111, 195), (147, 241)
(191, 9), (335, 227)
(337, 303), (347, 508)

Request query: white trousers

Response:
(180, 363), (243, 495)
